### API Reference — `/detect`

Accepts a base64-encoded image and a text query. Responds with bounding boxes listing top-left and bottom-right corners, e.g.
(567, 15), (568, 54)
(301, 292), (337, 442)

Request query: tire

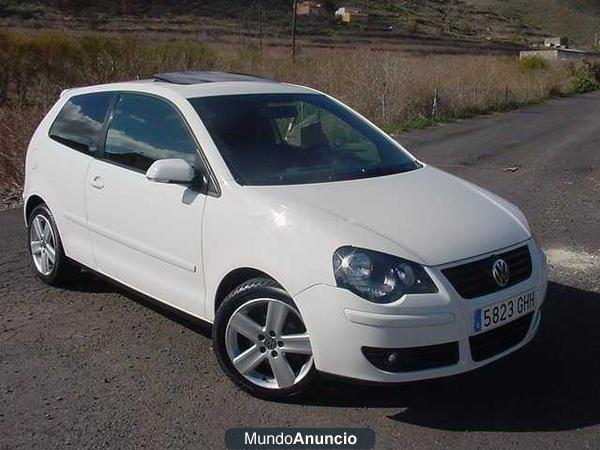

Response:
(27, 204), (78, 286)
(213, 277), (317, 401)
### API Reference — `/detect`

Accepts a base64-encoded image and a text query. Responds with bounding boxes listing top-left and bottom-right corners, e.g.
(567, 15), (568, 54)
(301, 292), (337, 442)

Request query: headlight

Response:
(333, 246), (437, 303)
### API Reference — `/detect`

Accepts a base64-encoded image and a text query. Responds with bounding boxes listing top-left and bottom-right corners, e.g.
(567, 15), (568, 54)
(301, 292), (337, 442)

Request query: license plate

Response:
(474, 290), (535, 333)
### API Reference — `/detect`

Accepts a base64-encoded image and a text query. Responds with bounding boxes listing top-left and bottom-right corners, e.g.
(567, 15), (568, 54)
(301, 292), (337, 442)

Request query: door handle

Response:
(90, 176), (104, 189)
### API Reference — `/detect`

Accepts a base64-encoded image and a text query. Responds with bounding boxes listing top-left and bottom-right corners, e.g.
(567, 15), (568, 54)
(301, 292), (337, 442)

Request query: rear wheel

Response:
(213, 278), (317, 400)
(27, 204), (77, 285)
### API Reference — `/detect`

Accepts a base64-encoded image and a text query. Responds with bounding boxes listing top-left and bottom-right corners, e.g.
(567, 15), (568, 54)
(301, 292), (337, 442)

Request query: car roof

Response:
(154, 71), (277, 84)
(62, 71), (316, 100)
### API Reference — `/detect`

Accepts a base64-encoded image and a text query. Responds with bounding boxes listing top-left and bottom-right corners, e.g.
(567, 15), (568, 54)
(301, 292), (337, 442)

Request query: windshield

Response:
(189, 93), (420, 186)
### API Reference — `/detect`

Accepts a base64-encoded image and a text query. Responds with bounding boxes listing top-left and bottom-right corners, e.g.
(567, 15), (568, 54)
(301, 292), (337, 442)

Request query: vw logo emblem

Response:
(492, 258), (510, 287)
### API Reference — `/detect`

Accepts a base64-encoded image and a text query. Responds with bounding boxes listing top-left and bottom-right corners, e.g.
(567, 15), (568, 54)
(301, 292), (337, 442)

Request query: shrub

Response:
(0, 1), (46, 20)
(519, 56), (549, 72)
(0, 31), (219, 106)
(323, 0), (337, 14)
(571, 61), (600, 94)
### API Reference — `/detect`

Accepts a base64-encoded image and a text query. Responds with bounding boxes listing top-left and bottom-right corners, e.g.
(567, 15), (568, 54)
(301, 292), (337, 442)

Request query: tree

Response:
(323, 0), (337, 14)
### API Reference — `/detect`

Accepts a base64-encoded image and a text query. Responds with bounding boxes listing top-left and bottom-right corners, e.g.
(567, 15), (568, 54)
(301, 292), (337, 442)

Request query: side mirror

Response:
(146, 159), (195, 184)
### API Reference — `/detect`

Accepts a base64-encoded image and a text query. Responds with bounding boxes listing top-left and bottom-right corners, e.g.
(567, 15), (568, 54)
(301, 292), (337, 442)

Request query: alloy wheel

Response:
(30, 214), (56, 276)
(225, 298), (313, 390)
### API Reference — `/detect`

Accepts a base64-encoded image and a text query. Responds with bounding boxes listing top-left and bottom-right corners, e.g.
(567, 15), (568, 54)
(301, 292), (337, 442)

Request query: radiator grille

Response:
(470, 312), (534, 362)
(442, 245), (532, 299)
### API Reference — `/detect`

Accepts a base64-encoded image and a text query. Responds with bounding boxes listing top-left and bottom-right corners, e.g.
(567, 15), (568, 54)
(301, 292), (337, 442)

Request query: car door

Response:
(85, 93), (209, 318)
(40, 92), (114, 268)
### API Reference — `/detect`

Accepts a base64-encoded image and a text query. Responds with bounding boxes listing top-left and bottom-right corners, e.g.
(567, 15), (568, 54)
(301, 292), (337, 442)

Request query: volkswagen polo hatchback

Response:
(23, 71), (548, 400)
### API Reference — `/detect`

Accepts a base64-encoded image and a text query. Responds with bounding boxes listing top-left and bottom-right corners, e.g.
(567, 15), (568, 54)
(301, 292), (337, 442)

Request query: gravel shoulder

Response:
(0, 188), (22, 212)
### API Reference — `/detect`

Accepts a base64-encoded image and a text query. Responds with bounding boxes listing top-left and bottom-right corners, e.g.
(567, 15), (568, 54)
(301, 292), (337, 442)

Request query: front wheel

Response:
(212, 278), (317, 400)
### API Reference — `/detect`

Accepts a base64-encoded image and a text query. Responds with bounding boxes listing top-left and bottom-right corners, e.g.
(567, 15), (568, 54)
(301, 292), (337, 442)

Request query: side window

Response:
(104, 94), (199, 172)
(49, 93), (114, 155)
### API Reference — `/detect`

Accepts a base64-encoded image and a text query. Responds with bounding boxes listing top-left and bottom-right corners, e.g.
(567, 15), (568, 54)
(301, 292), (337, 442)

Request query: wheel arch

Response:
(213, 267), (281, 314)
(24, 194), (46, 225)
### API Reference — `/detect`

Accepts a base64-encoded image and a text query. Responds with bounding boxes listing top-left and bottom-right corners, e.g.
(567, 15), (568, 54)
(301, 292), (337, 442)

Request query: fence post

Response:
(431, 88), (439, 119)
(381, 90), (387, 125)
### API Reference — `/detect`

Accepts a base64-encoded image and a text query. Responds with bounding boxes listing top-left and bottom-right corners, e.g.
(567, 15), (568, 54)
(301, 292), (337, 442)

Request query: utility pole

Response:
(258, 0), (263, 53)
(291, 0), (298, 58)
(238, 12), (241, 46)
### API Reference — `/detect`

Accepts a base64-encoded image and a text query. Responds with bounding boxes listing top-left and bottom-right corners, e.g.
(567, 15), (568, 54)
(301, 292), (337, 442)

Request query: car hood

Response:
(251, 166), (531, 266)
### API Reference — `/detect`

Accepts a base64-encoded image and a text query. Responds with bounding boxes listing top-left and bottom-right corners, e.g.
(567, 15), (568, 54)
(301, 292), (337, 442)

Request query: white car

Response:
(23, 71), (548, 400)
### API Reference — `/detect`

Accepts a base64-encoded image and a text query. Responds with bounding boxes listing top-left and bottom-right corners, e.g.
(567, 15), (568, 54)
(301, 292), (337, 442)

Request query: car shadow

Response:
(63, 269), (600, 432)
(298, 281), (600, 432)
(67, 268), (213, 339)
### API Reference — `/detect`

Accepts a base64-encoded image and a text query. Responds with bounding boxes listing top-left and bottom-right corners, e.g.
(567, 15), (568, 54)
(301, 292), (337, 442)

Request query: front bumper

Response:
(294, 240), (548, 383)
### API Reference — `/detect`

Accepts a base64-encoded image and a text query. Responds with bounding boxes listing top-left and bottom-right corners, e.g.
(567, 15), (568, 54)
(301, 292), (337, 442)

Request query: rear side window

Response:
(49, 93), (113, 155)
(104, 93), (199, 172)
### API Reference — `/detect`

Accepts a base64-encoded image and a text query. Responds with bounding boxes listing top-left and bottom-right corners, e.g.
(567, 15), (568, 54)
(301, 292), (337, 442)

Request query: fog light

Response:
(387, 351), (399, 364)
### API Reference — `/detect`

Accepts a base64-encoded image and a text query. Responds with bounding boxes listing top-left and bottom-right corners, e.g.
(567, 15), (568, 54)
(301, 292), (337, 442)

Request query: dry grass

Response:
(0, 30), (584, 190)
(257, 51), (574, 127)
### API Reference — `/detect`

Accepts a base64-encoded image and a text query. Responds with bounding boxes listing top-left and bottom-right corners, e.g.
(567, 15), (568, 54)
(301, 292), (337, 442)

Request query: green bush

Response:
(519, 56), (549, 72)
(571, 61), (600, 94)
(0, 0), (47, 19)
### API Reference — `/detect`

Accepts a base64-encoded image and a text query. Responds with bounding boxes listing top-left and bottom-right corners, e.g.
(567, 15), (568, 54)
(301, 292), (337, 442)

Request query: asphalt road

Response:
(2, 92), (600, 449)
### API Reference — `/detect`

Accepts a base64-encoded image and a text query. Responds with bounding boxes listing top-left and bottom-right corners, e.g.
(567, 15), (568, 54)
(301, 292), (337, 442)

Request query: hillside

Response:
(1, 0), (599, 50)
(465, 0), (600, 47)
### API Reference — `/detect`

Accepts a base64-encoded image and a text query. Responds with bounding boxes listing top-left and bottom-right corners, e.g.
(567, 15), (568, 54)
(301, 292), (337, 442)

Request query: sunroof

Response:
(153, 71), (277, 85)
